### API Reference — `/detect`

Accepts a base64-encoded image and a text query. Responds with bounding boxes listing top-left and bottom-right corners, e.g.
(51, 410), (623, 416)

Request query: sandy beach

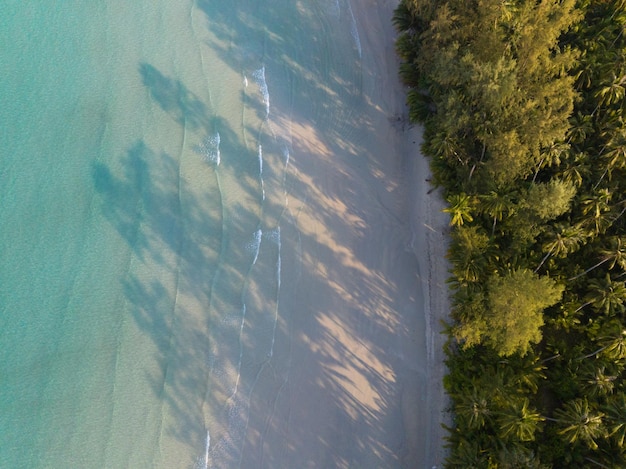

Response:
(230, 0), (452, 467)
(0, 2), (451, 467)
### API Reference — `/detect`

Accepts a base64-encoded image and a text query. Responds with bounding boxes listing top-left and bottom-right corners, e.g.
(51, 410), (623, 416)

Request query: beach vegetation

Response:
(454, 269), (564, 356)
(395, 0), (626, 465)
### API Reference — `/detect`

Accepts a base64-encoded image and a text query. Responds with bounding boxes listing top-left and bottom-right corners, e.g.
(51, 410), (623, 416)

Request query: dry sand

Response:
(235, 1), (452, 467)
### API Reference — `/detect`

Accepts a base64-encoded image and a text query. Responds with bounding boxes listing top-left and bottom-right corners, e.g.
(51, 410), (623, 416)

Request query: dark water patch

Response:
(140, 63), (212, 131)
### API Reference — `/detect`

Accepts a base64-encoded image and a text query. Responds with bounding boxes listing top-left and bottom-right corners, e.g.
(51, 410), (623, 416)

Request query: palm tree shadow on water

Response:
(93, 59), (297, 467)
(139, 62), (268, 184)
(92, 138), (269, 467)
(194, 0), (375, 158)
(188, 2), (424, 468)
(91, 93), (252, 463)
(139, 63), (210, 130)
(91, 0), (422, 466)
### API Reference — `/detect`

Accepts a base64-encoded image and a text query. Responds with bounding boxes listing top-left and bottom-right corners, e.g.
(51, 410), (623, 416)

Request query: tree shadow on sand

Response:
(194, 0), (381, 159)
(92, 1), (426, 465)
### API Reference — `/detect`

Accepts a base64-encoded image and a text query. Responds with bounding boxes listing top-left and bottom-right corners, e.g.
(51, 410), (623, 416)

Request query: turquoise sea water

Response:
(1, 1), (370, 468)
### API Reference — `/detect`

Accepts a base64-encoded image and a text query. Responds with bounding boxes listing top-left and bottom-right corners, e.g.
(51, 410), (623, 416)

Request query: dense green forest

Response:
(394, 0), (626, 466)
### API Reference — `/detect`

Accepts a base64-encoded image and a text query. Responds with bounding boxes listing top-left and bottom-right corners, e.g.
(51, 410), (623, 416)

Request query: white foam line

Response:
(195, 132), (221, 165)
(203, 430), (210, 469)
(237, 303), (246, 390)
(259, 366), (291, 468)
(346, 0), (362, 58)
(208, 223), (282, 466)
(276, 227), (281, 290)
(258, 145), (265, 201)
(215, 132), (221, 166)
(250, 229), (262, 265)
(282, 144), (290, 173)
(282, 144), (290, 169)
(252, 66), (270, 116)
(280, 144), (291, 196)
(209, 375), (255, 468)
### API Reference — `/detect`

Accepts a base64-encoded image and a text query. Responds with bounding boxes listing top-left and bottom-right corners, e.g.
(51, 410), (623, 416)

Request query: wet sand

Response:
(233, 1), (451, 467)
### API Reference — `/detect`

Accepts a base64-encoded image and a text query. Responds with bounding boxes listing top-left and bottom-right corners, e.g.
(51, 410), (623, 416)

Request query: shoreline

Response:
(355, 0), (451, 469)
(201, 1), (453, 466)
(341, 1), (452, 466)
(407, 125), (452, 467)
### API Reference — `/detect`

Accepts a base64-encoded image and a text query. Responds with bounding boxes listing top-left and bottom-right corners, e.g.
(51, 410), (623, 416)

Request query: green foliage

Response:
(453, 270), (564, 356)
(448, 225), (495, 283)
(606, 393), (626, 448)
(455, 385), (494, 430)
(497, 398), (545, 441)
(524, 180), (577, 221)
(443, 192), (476, 226)
(555, 398), (607, 450)
(585, 274), (626, 316)
(485, 269), (564, 356)
(400, 0), (581, 185)
(395, 0), (626, 465)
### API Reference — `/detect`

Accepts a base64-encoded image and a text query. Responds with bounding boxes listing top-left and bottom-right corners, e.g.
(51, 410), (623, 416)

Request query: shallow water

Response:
(1, 1), (377, 468)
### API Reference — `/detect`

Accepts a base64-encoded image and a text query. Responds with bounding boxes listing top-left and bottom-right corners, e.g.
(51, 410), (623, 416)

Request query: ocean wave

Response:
(194, 430), (210, 469)
(281, 144), (290, 169)
(251, 66), (270, 116)
(245, 229), (262, 265)
(346, 0), (362, 58)
(258, 145), (265, 201)
(194, 132), (221, 165)
(208, 393), (249, 468)
(264, 227), (280, 245)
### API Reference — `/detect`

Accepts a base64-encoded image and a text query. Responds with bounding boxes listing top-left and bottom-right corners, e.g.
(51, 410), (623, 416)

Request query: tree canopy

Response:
(395, 0), (626, 465)
(454, 269), (563, 356)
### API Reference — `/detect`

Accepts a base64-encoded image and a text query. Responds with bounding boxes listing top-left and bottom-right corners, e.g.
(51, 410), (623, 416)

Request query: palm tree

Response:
(595, 74), (626, 108)
(603, 129), (626, 174)
(444, 192), (476, 227)
(392, 1), (418, 33)
(498, 398), (544, 441)
(445, 438), (488, 468)
(499, 353), (547, 394)
(496, 446), (549, 469)
(479, 189), (516, 235)
(600, 237), (626, 271)
(595, 129), (626, 185)
(568, 112), (594, 144)
(537, 223), (586, 272)
(598, 329), (626, 361)
(569, 237), (626, 280)
(406, 89), (432, 122)
(606, 393), (626, 448)
(395, 32), (419, 63)
(449, 251), (489, 284)
(560, 151), (591, 187)
(547, 300), (583, 332)
(455, 385), (493, 430)
(428, 132), (468, 165)
(554, 398), (607, 450)
(581, 363), (618, 397)
(580, 188), (613, 235)
(578, 327), (626, 361)
(585, 274), (626, 316)
(533, 142), (569, 182)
